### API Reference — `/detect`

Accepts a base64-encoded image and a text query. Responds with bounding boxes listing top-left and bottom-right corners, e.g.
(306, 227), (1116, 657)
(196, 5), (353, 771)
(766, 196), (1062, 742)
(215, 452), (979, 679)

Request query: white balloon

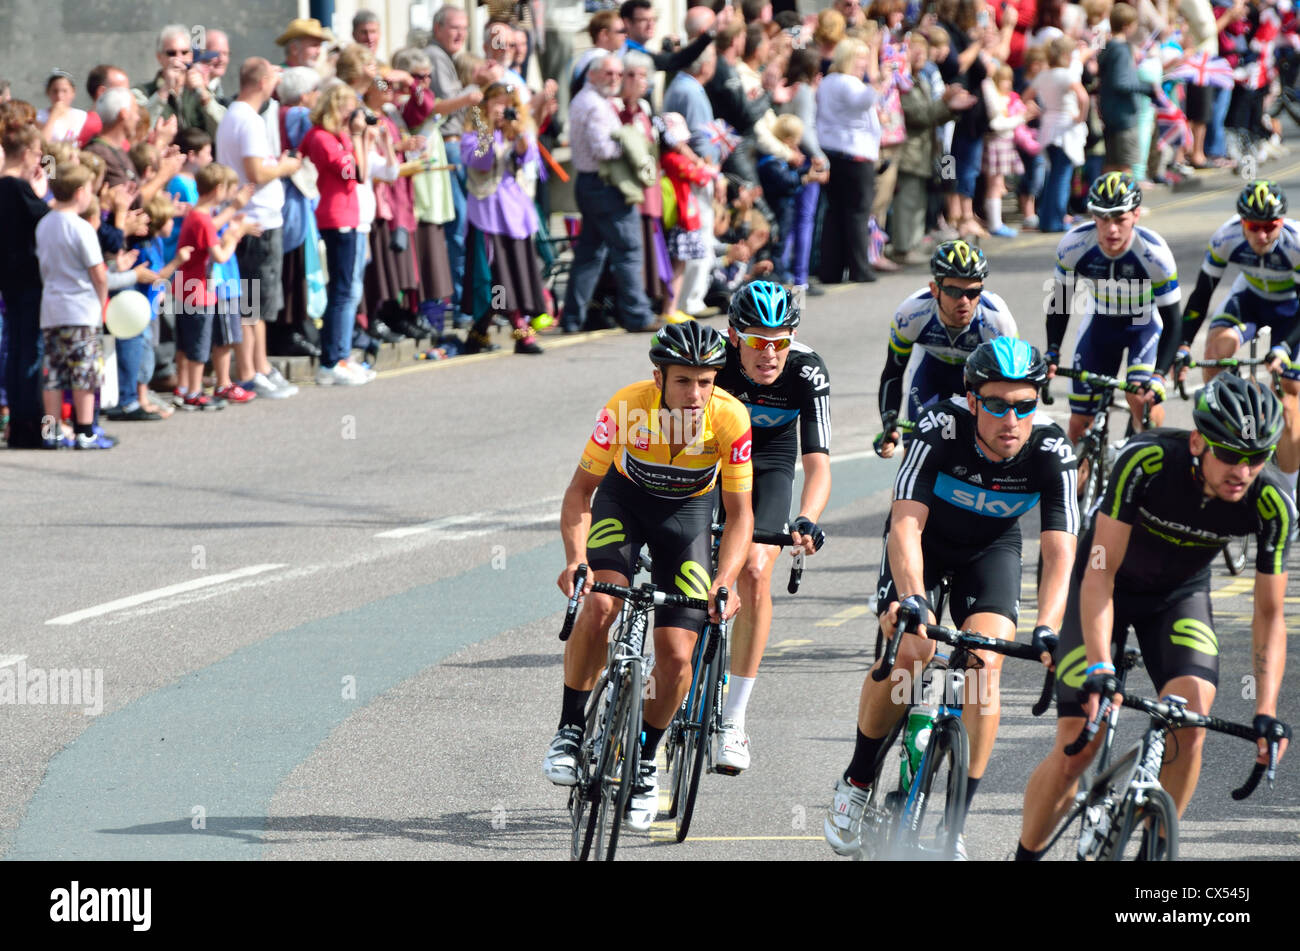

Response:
(105, 290), (152, 339)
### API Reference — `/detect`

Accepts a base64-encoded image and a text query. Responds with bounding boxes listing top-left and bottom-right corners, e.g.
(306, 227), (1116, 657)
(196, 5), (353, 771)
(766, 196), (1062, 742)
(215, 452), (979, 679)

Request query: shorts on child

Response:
(176, 306), (215, 364)
(42, 325), (103, 391)
(213, 297), (244, 347)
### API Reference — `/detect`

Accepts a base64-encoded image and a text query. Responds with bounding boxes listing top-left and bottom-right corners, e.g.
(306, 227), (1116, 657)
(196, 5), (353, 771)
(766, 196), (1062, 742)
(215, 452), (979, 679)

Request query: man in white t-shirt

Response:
(215, 57), (304, 399)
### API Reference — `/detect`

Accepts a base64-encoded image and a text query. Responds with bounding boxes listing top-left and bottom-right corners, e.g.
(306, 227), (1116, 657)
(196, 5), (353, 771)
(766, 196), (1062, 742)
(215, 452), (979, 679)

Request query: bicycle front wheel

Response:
(570, 670), (609, 862)
(1100, 786), (1179, 861)
(1075, 441), (1105, 534)
(675, 648), (718, 843)
(586, 664), (643, 861)
(1223, 535), (1250, 576)
(901, 717), (970, 860)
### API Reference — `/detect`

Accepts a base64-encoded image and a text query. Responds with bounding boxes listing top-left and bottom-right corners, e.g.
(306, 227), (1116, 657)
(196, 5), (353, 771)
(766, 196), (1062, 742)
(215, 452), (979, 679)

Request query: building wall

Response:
(1, 0), (299, 108)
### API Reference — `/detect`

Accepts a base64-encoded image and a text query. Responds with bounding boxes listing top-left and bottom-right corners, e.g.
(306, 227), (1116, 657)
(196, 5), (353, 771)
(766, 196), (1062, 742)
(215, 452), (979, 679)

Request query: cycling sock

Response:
(985, 196), (1004, 232)
(846, 729), (886, 787)
(1014, 841), (1046, 862)
(964, 775), (981, 811)
(722, 675), (755, 727)
(641, 723), (665, 759)
(1282, 468), (1298, 498)
(559, 686), (590, 730)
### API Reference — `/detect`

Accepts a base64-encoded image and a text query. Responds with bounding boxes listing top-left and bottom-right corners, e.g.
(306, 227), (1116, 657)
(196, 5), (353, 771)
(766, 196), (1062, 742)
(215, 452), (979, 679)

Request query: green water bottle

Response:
(900, 701), (938, 787)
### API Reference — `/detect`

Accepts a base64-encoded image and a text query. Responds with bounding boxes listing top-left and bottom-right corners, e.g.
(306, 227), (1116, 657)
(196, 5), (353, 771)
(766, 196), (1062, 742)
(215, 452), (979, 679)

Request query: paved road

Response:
(3, 160), (1298, 861)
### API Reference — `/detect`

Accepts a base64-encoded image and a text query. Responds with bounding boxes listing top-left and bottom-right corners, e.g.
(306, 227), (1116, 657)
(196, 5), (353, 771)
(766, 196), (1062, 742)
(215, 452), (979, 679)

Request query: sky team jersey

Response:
(892, 398), (1080, 548)
(714, 341), (831, 456)
(1099, 430), (1295, 590)
(1054, 223), (1181, 317)
(888, 288), (1018, 367)
(579, 380), (754, 499)
(1201, 217), (1300, 302)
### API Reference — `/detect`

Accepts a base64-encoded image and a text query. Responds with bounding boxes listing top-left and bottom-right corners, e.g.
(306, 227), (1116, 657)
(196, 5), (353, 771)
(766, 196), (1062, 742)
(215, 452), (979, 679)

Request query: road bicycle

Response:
(558, 564), (715, 861)
(1038, 645), (1289, 860)
(664, 524), (803, 843)
(1043, 367), (1152, 535)
(857, 589), (1058, 860)
(1173, 345), (1284, 574)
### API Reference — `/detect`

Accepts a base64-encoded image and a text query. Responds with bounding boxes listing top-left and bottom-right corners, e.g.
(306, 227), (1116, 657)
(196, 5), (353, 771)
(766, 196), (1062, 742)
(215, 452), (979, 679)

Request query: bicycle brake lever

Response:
(788, 550), (805, 594)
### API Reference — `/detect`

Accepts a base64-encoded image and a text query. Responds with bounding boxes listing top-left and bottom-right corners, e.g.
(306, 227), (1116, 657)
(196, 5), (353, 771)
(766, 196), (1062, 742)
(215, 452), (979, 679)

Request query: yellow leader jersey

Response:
(579, 380), (754, 499)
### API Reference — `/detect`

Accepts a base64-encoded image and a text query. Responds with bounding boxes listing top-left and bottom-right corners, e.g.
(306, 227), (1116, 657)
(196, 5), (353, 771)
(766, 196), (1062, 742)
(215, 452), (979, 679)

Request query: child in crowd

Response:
(1017, 46), (1048, 229)
(758, 114), (828, 285)
(165, 128), (212, 262)
(210, 164), (255, 405)
(35, 163), (111, 450)
(982, 65), (1029, 238)
(172, 162), (259, 410)
(660, 112), (718, 324)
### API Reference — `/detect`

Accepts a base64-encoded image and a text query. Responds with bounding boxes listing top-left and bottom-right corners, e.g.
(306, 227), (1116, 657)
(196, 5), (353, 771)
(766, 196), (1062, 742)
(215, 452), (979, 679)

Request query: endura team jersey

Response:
(1098, 429), (1295, 590)
(714, 341), (831, 457)
(888, 287), (1018, 367)
(892, 398), (1081, 548)
(579, 380), (754, 499)
(1201, 216), (1300, 302)
(1054, 222), (1181, 317)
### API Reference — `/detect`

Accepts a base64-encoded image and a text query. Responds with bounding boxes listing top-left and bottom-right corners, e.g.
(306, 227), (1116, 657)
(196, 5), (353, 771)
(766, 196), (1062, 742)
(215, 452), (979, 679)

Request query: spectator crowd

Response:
(0, 0), (1297, 448)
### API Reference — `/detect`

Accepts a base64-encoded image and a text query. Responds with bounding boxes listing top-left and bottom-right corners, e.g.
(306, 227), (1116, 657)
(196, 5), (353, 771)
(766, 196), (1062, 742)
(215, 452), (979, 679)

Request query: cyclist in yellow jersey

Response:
(545, 322), (754, 832)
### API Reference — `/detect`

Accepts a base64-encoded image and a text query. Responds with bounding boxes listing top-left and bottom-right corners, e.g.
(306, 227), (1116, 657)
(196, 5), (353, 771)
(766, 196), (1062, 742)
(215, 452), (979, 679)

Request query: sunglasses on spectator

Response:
(938, 284), (983, 300)
(738, 333), (793, 352)
(1243, 219), (1283, 233)
(412, 72), (431, 81)
(1204, 439), (1273, 467)
(163, 48), (190, 57)
(975, 395), (1038, 418)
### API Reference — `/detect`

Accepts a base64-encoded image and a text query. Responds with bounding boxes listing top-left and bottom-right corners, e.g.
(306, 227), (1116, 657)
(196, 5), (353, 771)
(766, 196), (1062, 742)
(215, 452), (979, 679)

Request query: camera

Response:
(503, 106), (518, 121)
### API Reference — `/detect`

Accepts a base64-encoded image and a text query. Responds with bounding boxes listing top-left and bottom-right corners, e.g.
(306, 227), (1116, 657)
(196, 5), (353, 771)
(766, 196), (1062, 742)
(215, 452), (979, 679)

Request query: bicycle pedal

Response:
(714, 765), (741, 777)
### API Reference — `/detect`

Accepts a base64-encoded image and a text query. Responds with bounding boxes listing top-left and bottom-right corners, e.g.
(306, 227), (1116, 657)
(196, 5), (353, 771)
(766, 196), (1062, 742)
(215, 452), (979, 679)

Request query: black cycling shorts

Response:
(1053, 575), (1219, 719)
(875, 519), (1023, 630)
(718, 426), (796, 537)
(586, 468), (713, 631)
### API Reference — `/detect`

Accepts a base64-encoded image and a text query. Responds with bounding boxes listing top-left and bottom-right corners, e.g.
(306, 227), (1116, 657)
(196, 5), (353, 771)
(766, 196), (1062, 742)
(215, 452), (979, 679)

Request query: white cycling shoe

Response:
(824, 774), (872, 856)
(624, 761), (658, 831)
(716, 718), (751, 772)
(543, 726), (582, 786)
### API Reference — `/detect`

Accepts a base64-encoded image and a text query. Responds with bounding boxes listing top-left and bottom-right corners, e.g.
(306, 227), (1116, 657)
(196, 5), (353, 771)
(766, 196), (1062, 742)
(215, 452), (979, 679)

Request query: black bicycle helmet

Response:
(1237, 180), (1288, 221)
(650, 321), (728, 369)
(1086, 171), (1142, 214)
(931, 239), (989, 281)
(964, 337), (1049, 392)
(728, 280), (801, 330)
(1192, 373), (1284, 454)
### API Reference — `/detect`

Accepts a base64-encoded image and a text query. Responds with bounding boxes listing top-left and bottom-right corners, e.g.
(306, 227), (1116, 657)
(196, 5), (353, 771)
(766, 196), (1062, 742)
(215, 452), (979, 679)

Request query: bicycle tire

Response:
(675, 647), (718, 843)
(665, 636), (703, 821)
(586, 663), (643, 861)
(571, 669), (612, 861)
(1075, 439), (1105, 535)
(1100, 786), (1180, 861)
(900, 716), (969, 860)
(860, 717), (906, 860)
(1223, 535), (1250, 576)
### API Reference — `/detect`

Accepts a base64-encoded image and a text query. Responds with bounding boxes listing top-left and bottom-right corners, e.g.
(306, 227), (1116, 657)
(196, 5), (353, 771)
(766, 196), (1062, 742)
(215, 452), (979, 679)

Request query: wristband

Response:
(1084, 662), (1115, 676)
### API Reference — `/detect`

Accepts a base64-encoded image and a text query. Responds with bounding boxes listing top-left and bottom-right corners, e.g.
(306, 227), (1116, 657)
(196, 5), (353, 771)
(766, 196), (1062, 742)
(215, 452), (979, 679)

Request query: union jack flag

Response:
(868, 216), (889, 265)
(704, 119), (740, 161)
(1163, 52), (1236, 89)
(881, 41), (913, 93)
(1153, 87), (1190, 150)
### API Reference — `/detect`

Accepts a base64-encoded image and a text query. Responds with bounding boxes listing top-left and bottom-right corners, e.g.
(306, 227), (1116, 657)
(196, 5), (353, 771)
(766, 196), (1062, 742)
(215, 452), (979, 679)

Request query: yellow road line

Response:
(1210, 578), (1254, 599)
(372, 328), (624, 380)
(816, 605), (872, 627)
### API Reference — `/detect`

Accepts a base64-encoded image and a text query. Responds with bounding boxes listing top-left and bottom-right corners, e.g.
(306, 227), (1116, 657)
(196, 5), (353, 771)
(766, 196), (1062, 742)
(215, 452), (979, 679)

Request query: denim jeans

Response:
(115, 330), (146, 410)
(321, 228), (362, 367)
(780, 182), (820, 285)
(1039, 145), (1074, 233)
(446, 160), (469, 318)
(561, 173), (654, 330)
(1206, 86), (1232, 158)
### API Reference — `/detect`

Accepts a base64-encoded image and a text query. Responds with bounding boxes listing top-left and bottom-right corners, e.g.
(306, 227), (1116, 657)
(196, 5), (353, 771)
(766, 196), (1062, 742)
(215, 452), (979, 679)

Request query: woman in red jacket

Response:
(661, 112), (720, 323)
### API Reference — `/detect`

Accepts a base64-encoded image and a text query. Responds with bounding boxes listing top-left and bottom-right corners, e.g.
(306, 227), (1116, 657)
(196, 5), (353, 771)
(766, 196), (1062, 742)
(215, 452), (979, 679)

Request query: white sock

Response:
(1284, 469), (1298, 498)
(986, 196), (1003, 232)
(723, 675), (756, 727)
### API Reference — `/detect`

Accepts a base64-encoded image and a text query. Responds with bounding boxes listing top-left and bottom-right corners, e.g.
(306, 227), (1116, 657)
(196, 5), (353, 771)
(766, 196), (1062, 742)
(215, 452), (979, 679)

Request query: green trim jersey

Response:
(1100, 429), (1295, 589)
(1054, 222), (1181, 318)
(1202, 216), (1300, 302)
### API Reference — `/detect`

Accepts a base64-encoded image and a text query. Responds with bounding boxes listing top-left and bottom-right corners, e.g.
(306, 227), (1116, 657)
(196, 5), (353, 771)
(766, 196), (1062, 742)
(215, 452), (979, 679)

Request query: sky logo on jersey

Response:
(934, 473), (1040, 517)
(746, 405), (800, 428)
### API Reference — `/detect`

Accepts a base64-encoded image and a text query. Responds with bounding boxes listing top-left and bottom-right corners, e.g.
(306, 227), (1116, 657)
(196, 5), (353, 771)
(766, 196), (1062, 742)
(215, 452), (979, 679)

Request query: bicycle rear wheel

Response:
(674, 648), (718, 843)
(1223, 535), (1250, 575)
(585, 664), (643, 861)
(1100, 786), (1179, 861)
(1075, 441), (1105, 534)
(900, 717), (970, 860)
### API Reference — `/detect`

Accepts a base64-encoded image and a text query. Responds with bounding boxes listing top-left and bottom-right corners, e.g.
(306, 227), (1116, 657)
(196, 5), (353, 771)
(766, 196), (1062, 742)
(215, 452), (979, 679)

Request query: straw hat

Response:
(275, 18), (336, 46)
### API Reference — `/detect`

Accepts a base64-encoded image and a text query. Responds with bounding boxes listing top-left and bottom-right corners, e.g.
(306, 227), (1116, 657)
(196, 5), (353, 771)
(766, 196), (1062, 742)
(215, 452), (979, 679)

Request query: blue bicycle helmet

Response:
(728, 281), (801, 330)
(964, 338), (1049, 392)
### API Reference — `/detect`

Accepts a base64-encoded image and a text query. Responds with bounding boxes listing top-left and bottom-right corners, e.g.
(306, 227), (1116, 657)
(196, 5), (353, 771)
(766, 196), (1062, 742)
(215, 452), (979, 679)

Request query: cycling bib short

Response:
(1207, 289), (1300, 381)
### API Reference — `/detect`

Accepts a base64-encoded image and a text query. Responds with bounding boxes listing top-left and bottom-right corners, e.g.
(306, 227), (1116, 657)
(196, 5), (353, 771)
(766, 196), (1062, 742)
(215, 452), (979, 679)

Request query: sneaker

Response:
(543, 725), (582, 787)
(214, 384), (256, 404)
(172, 392), (194, 410)
(267, 367), (300, 396)
(824, 773), (872, 856)
(75, 431), (115, 450)
(716, 718), (751, 772)
(1021, 215), (1040, 231)
(315, 362), (367, 386)
(625, 761), (659, 831)
(990, 224), (1018, 238)
(954, 832), (968, 861)
(184, 394), (225, 411)
(340, 359), (376, 382)
(252, 372), (292, 400)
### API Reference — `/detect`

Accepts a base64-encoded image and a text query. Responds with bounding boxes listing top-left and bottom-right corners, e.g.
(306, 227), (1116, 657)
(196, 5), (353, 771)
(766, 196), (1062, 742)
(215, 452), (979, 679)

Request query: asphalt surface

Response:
(3, 158), (1299, 862)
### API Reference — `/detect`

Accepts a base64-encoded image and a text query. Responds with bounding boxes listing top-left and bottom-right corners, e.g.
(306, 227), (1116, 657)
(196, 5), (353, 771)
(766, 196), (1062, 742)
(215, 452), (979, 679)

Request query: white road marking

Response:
(0, 655), (27, 669)
(45, 564), (289, 626)
(375, 500), (562, 539)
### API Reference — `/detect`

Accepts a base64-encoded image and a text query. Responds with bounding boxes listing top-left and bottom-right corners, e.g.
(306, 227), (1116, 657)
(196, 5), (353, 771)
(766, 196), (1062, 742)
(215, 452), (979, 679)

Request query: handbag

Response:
(661, 176), (679, 229)
(877, 86), (906, 148)
(1008, 94), (1041, 156)
(302, 212), (327, 320)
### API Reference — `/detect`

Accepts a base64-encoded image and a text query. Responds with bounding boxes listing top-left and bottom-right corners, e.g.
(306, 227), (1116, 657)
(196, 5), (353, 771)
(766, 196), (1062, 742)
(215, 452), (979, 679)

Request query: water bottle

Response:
(900, 700), (938, 787)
